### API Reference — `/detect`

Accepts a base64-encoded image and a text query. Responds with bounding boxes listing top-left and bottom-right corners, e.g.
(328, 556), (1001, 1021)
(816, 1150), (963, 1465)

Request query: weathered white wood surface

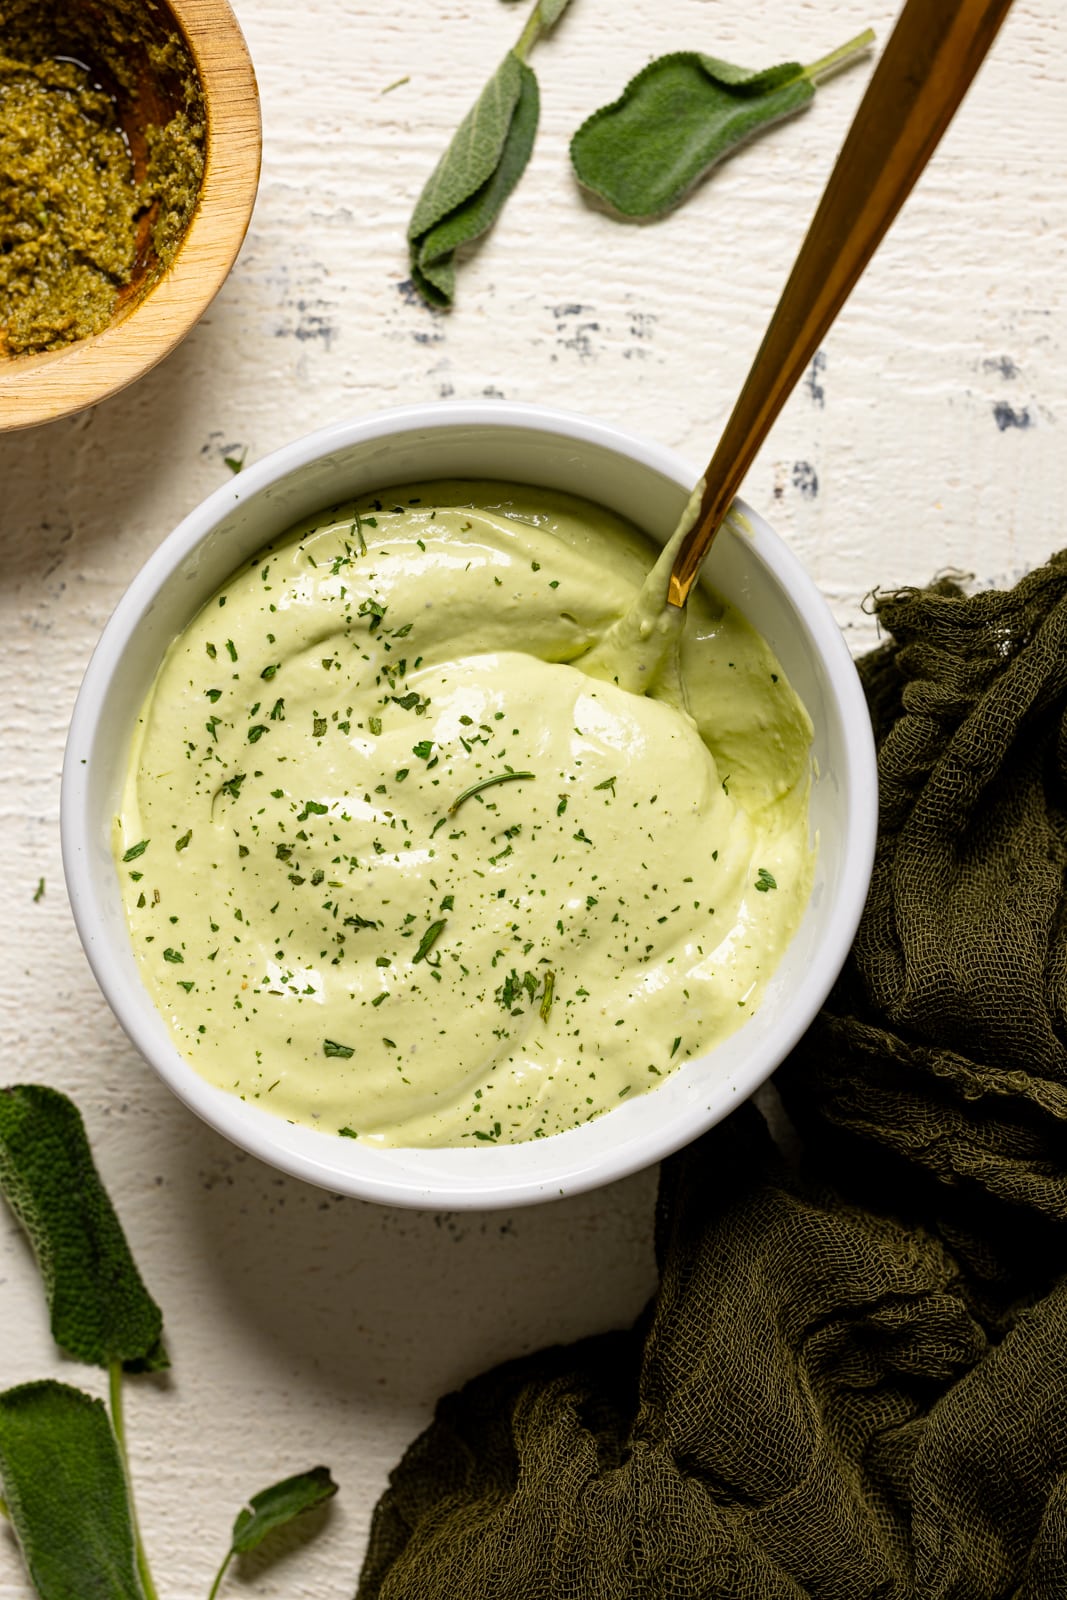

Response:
(1, 0), (1064, 1593)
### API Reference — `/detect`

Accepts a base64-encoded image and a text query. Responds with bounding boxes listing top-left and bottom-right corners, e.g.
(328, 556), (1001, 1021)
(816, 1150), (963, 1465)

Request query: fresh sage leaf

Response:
(232, 1466), (338, 1554)
(407, 0), (574, 307)
(570, 29), (874, 219)
(0, 1085), (166, 1372)
(207, 1465), (337, 1600)
(209, 1467), (338, 1599)
(409, 50), (538, 307)
(0, 1381), (146, 1600)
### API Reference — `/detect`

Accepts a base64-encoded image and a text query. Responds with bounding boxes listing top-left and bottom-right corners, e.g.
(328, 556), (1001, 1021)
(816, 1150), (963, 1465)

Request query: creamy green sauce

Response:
(116, 482), (814, 1146)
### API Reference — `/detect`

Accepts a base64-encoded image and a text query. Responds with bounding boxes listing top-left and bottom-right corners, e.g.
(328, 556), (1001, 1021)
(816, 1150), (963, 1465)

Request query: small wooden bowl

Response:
(0, 0), (260, 432)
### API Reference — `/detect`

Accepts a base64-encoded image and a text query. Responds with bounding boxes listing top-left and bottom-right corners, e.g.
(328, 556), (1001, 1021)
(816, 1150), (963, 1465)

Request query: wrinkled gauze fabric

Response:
(357, 554), (1067, 1600)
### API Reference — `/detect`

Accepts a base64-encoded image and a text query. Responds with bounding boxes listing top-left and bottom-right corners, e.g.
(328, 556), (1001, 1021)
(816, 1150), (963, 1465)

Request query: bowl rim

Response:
(0, 0), (261, 433)
(62, 400), (879, 1209)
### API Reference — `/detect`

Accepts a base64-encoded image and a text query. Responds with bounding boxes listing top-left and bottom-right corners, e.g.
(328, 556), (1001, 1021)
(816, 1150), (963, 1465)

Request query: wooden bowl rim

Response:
(0, 0), (261, 433)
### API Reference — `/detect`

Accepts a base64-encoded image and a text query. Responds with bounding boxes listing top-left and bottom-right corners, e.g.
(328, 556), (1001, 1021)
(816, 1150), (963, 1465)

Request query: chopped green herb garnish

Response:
(391, 691), (430, 714)
(175, 830), (192, 852)
(755, 868), (777, 892)
(323, 1039), (355, 1059)
(162, 948), (184, 964)
(122, 840), (149, 862)
(412, 919), (447, 963)
(539, 970), (555, 1023)
(448, 770), (535, 816)
(358, 598), (387, 633)
(297, 800), (328, 821)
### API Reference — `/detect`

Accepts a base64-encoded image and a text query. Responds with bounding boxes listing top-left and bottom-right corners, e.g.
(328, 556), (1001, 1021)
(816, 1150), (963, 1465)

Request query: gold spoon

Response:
(667, 0), (1015, 609)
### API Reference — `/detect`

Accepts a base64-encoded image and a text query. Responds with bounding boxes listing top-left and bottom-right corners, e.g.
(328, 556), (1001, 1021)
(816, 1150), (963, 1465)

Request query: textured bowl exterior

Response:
(62, 402), (877, 1208)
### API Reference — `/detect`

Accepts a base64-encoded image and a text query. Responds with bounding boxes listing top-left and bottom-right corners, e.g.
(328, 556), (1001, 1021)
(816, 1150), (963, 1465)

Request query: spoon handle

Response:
(667, 0), (1014, 608)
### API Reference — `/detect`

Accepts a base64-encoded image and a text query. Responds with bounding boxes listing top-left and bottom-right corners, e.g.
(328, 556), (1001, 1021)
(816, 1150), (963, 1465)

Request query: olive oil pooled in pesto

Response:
(116, 483), (814, 1147)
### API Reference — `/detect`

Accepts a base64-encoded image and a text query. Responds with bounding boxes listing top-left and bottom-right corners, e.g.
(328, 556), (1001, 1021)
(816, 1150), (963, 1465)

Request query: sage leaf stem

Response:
(407, 0), (574, 306)
(207, 1551), (234, 1600)
(570, 29), (874, 219)
(514, 0), (572, 58)
(805, 28), (878, 85)
(109, 1362), (161, 1600)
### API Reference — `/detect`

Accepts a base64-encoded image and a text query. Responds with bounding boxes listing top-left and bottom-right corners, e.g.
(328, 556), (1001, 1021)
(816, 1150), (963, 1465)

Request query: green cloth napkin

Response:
(358, 554), (1067, 1600)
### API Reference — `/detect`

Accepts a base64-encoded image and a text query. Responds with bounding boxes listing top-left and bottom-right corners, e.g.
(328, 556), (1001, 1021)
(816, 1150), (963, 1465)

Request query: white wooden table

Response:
(1, 1), (1064, 1593)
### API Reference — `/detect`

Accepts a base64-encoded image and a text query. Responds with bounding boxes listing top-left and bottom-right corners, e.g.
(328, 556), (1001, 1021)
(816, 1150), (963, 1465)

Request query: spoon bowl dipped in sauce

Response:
(62, 402), (877, 1209)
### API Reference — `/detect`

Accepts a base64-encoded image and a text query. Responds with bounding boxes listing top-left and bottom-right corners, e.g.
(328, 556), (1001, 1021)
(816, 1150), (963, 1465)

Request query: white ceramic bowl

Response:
(62, 402), (877, 1209)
